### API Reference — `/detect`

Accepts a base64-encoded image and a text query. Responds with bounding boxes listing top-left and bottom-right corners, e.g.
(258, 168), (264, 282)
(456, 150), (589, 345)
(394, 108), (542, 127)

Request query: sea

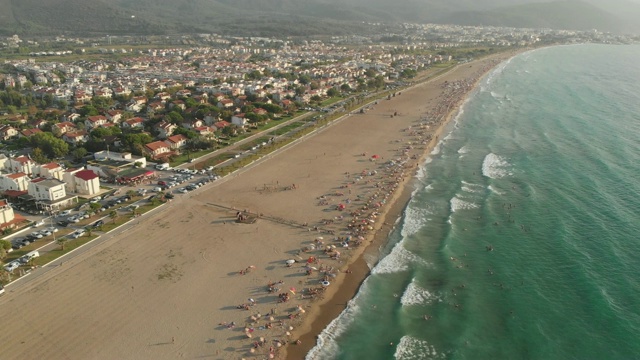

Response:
(307, 44), (640, 360)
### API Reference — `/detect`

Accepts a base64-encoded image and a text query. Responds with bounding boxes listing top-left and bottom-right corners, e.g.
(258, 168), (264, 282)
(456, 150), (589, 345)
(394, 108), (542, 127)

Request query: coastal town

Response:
(0, 21), (637, 359)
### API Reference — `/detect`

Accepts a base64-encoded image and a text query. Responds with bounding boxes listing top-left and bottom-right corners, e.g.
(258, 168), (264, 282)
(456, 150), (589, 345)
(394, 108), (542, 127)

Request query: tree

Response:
(327, 88), (340, 97)
(57, 237), (67, 251)
(30, 132), (69, 159)
(72, 147), (88, 161)
(0, 240), (10, 260)
(79, 105), (99, 116)
(173, 127), (198, 139)
(31, 147), (49, 163)
(167, 111), (183, 124)
(109, 210), (118, 224)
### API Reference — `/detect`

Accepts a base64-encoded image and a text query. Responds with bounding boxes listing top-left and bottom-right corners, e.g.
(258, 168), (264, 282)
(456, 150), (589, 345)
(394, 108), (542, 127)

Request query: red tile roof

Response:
(75, 169), (99, 181)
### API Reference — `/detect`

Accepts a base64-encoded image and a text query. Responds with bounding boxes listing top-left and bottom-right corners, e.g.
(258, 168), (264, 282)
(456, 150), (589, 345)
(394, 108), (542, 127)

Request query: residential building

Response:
(0, 172), (30, 191)
(34, 162), (65, 180)
(5, 156), (35, 175)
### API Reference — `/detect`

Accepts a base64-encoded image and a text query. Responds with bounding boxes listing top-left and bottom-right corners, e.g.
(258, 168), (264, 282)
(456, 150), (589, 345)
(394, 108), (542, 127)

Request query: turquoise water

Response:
(307, 44), (640, 360)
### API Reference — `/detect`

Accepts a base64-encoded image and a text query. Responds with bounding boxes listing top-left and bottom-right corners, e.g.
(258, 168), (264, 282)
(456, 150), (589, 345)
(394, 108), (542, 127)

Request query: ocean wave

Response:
(372, 241), (431, 275)
(450, 196), (479, 212)
(457, 145), (469, 154)
(481, 153), (512, 179)
(430, 142), (442, 156)
(461, 180), (483, 194)
(401, 206), (432, 237)
(306, 283), (369, 360)
(488, 185), (505, 195)
(400, 279), (439, 306)
(394, 336), (443, 360)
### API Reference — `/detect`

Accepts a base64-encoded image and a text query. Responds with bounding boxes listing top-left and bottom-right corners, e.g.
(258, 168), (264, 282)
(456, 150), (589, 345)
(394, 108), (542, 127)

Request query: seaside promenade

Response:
(0, 51), (516, 360)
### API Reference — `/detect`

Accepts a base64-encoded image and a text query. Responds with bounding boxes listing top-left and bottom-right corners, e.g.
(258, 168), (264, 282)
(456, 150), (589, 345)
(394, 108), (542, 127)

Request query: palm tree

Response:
(57, 237), (67, 251)
(109, 210), (118, 224)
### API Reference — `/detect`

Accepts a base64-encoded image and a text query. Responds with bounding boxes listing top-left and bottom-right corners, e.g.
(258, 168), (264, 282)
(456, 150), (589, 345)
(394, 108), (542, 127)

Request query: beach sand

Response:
(0, 51), (518, 360)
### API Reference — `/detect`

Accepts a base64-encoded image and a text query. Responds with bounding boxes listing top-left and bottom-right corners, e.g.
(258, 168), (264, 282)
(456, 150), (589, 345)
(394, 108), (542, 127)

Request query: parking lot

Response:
(2, 165), (220, 276)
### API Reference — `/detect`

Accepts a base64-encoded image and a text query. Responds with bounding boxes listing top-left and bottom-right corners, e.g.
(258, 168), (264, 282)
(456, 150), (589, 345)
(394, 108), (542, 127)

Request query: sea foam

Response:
(394, 336), (443, 360)
(372, 241), (431, 275)
(400, 279), (439, 306)
(461, 180), (483, 194)
(401, 206), (432, 237)
(488, 185), (505, 195)
(450, 196), (479, 212)
(306, 282), (369, 360)
(481, 153), (511, 179)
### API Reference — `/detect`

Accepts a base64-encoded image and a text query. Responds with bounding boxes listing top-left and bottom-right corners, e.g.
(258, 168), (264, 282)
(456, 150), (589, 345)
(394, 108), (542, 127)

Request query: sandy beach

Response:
(0, 50), (518, 360)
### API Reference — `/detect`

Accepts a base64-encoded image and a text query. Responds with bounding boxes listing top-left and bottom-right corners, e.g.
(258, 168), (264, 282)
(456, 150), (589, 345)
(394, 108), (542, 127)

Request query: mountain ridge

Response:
(1, 0), (638, 37)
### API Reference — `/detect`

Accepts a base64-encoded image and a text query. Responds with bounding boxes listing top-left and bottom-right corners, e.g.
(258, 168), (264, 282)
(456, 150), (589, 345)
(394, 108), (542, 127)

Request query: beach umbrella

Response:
(371, 154), (380, 159)
(321, 281), (331, 287)
(286, 259), (296, 265)
(289, 287), (296, 295)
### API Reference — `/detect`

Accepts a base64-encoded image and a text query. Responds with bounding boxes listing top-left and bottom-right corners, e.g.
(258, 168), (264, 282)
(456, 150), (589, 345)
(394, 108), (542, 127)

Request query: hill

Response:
(0, 0), (638, 37)
(440, 0), (632, 33)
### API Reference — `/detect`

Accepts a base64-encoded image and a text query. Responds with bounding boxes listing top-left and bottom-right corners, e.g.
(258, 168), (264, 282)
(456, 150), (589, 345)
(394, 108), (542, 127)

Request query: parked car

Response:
(3, 261), (20, 272)
(92, 220), (104, 228)
(32, 220), (45, 227)
(71, 229), (86, 239)
(158, 181), (167, 186)
(59, 210), (71, 216)
(205, 166), (214, 171)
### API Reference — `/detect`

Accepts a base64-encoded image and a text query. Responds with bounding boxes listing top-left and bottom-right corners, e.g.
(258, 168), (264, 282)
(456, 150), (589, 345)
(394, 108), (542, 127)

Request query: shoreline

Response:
(286, 50), (523, 360)
(0, 49), (526, 360)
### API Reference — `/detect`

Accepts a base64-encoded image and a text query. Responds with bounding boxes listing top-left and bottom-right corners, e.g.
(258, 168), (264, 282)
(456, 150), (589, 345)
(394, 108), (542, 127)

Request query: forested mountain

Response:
(0, 0), (638, 37)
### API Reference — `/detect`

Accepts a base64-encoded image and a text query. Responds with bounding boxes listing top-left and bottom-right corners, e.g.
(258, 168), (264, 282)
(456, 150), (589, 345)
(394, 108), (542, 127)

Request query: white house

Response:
(28, 178), (75, 210)
(33, 162), (65, 180)
(72, 169), (100, 196)
(0, 172), (30, 191)
(5, 155), (35, 175)
(0, 200), (19, 231)
(231, 113), (248, 128)
(28, 178), (66, 201)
